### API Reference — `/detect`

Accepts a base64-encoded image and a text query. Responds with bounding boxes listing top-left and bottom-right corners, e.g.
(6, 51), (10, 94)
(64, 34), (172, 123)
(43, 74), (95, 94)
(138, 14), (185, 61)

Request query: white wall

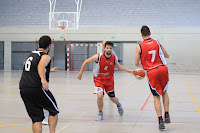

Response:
(123, 43), (137, 69)
(0, 27), (200, 72)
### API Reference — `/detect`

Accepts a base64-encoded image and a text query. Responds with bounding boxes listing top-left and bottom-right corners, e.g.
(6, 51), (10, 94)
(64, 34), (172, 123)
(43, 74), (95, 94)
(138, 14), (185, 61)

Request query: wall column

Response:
(4, 41), (12, 71)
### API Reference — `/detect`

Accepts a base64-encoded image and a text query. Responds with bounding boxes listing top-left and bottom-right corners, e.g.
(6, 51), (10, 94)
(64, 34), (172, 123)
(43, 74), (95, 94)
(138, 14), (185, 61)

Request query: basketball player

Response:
(135, 26), (170, 129)
(19, 35), (59, 133)
(77, 41), (134, 121)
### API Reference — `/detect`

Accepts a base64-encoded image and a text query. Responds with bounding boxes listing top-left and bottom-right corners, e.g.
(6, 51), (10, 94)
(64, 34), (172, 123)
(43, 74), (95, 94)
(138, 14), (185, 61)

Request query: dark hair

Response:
(105, 41), (114, 48)
(39, 35), (51, 49)
(141, 25), (151, 36)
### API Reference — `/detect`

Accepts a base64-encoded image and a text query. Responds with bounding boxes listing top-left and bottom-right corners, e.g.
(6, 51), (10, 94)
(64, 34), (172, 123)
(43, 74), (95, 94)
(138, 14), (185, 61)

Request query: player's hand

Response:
(131, 70), (135, 75)
(50, 67), (59, 72)
(42, 80), (49, 90)
(77, 73), (82, 80)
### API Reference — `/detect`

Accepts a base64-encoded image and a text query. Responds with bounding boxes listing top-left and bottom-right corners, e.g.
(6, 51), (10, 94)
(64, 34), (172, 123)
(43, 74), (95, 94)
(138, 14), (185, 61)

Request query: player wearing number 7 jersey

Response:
(135, 26), (170, 130)
(77, 41), (134, 121)
(19, 36), (59, 133)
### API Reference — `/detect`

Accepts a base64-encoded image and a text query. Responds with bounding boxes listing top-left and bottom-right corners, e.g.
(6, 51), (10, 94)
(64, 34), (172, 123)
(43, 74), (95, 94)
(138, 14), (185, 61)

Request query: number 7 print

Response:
(148, 50), (156, 62)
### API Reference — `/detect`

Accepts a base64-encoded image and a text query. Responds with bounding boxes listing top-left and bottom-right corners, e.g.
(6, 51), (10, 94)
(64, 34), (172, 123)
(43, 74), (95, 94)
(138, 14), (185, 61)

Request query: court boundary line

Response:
(141, 93), (151, 110)
(184, 76), (200, 114)
(0, 123), (32, 132)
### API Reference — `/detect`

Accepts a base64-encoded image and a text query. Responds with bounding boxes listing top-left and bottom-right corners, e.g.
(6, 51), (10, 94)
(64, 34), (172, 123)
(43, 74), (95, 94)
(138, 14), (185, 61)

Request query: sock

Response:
(165, 112), (169, 118)
(99, 111), (103, 115)
(158, 116), (163, 124)
(117, 103), (121, 107)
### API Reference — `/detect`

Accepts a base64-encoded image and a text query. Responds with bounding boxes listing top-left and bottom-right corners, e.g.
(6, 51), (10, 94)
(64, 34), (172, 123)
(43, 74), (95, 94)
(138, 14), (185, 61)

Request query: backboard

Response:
(49, 0), (82, 30)
(49, 12), (78, 29)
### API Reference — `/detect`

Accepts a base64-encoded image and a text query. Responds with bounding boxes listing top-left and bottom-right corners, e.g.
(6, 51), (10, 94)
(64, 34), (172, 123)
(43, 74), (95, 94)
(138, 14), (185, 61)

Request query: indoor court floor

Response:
(0, 70), (200, 133)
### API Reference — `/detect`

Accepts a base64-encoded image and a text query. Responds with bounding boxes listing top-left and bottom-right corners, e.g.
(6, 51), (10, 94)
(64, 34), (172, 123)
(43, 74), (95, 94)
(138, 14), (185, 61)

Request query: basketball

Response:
(133, 68), (145, 80)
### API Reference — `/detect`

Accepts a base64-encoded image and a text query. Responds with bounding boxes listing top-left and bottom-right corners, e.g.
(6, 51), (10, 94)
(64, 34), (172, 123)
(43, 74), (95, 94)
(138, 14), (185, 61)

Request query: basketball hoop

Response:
(49, 0), (82, 29)
(58, 26), (66, 29)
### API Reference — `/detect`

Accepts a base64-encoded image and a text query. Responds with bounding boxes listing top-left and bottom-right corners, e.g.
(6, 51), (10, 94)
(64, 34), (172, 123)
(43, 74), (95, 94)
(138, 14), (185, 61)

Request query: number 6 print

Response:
(25, 57), (33, 71)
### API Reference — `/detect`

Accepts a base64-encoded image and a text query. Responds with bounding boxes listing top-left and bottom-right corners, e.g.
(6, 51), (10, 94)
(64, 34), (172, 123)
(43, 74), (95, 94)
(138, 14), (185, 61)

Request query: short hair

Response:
(39, 35), (51, 49)
(141, 25), (151, 36)
(105, 41), (114, 48)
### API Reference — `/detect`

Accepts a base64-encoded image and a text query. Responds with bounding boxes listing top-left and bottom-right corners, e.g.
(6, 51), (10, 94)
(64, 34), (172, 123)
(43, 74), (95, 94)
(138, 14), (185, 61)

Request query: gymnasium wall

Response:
(0, 0), (200, 27)
(0, 0), (200, 72)
(0, 27), (200, 72)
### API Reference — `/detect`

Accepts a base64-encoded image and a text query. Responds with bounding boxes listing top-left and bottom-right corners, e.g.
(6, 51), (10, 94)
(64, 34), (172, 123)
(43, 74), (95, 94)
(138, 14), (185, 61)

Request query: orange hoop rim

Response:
(58, 26), (66, 29)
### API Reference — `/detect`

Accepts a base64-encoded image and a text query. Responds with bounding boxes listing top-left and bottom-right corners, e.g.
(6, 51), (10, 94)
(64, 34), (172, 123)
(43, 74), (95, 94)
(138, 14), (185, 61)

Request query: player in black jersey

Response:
(19, 35), (59, 133)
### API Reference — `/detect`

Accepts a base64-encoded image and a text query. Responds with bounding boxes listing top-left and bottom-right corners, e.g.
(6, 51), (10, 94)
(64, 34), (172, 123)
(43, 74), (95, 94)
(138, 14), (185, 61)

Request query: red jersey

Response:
(140, 38), (167, 70)
(93, 52), (115, 80)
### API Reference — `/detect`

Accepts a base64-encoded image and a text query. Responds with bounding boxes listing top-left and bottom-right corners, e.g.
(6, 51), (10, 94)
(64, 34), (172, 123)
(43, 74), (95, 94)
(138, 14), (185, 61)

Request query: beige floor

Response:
(0, 70), (200, 133)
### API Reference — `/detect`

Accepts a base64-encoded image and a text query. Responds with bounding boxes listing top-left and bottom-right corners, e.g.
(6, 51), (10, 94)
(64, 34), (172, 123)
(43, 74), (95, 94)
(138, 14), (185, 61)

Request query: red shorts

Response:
(93, 77), (115, 97)
(147, 65), (169, 96)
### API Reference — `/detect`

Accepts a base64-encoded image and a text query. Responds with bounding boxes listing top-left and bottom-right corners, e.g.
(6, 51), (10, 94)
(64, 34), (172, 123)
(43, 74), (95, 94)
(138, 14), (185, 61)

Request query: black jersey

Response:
(19, 51), (51, 89)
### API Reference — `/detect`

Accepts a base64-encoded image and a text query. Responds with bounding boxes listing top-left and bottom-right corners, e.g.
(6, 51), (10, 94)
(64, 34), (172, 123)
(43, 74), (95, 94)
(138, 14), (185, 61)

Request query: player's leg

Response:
(154, 95), (165, 129)
(106, 82), (123, 116)
(96, 91), (104, 120)
(109, 96), (123, 116)
(105, 79), (118, 104)
(20, 89), (45, 132)
(162, 91), (169, 112)
(109, 96), (119, 104)
(32, 122), (42, 133)
(97, 91), (104, 111)
(154, 95), (162, 117)
(39, 89), (59, 132)
(162, 91), (170, 123)
(93, 80), (105, 120)
(159, 65), (170, 123)
(147, 69), (165, 129)
(48, 114), (58, 133)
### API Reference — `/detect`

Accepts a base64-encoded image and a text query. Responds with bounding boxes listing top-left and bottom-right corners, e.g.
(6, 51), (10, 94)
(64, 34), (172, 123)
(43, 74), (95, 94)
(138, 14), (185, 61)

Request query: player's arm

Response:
(50, 67), (59, 72)
(38, 55), (51, 90)
(77, 54), (98, 80)
(115, 59), (134, 74)
(158, 41), (169, 58)
(135, 45), (141, 66)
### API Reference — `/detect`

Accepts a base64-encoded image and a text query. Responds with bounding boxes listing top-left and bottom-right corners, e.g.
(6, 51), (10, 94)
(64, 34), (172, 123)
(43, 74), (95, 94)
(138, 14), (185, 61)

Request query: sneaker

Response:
(42, 120), (48, 125)
(96, 112), (104, 121)
(42, 110), (49, 125)
(165, 114), (171, 123)
(117, 103), (124, 116)
(159, 122), (165, 130)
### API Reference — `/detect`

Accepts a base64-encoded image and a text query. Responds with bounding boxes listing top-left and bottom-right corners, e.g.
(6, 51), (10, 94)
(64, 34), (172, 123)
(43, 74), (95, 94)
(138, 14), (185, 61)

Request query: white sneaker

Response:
(96, 112), (104, 121)
(117, 103), (124, 116)
(42, 110), (49, 125)
(42, 120), (48, 125)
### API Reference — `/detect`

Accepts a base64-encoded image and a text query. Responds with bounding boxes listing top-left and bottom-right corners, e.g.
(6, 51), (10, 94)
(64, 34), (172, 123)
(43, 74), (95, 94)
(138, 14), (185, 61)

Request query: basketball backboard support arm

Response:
(49, 0), (82, 29)
(75, 0), (82, 22)
(49, 0), (56, 27)
(49, 0), (56, 13)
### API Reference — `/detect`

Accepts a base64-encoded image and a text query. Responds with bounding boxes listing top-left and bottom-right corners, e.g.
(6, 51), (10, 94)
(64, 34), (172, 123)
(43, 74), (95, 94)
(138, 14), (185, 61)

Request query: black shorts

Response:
(20, 87), (59, 123)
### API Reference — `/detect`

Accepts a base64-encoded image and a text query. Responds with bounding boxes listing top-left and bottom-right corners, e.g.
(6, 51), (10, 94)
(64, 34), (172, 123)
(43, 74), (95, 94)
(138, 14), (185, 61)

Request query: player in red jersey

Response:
(135, 26), (170, 129)
(77, 41), (134, 121)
